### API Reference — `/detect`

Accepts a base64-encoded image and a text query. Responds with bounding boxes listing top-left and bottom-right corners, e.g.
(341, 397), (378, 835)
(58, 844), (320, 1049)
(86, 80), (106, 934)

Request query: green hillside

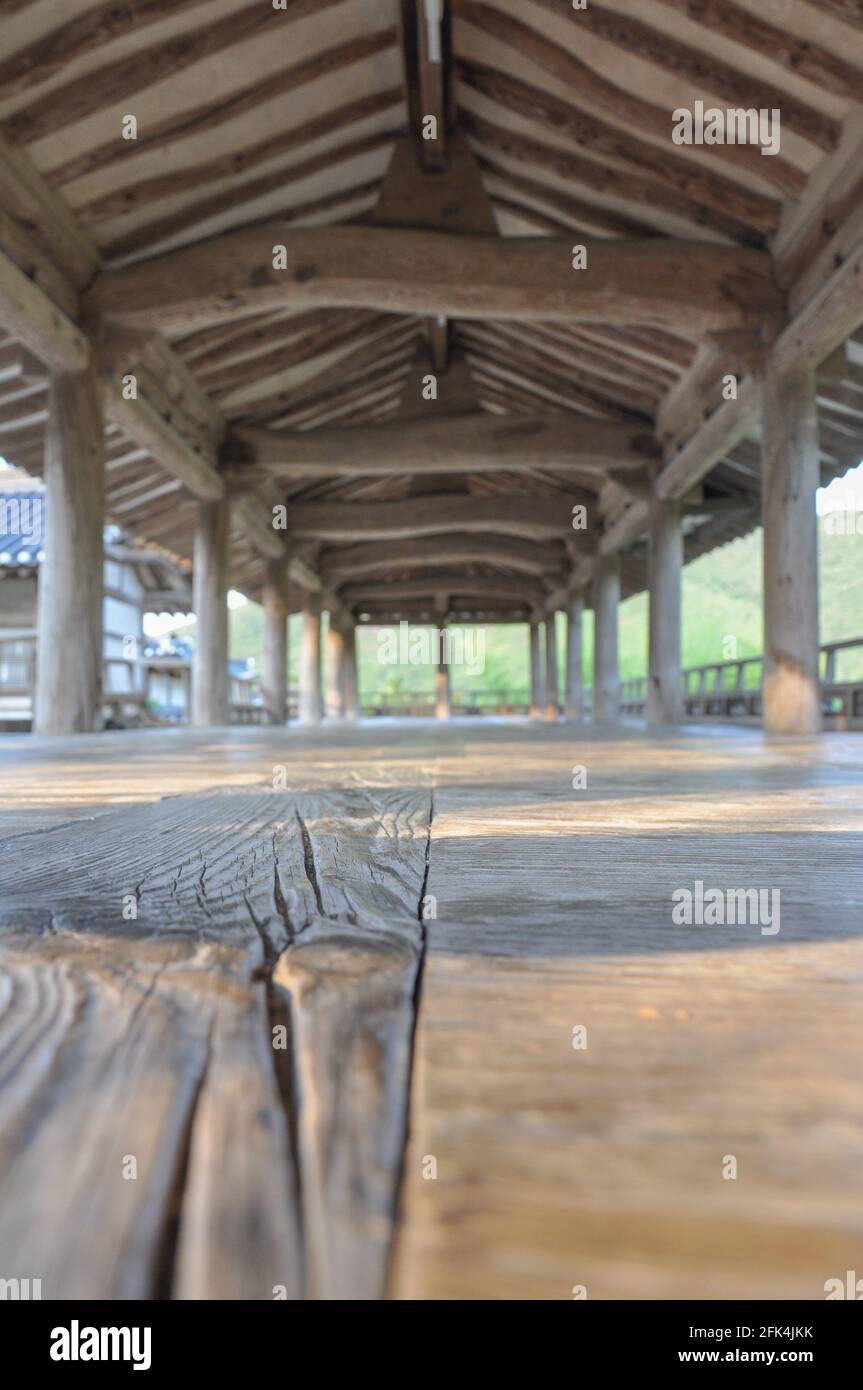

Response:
(177, 516), (863, 698)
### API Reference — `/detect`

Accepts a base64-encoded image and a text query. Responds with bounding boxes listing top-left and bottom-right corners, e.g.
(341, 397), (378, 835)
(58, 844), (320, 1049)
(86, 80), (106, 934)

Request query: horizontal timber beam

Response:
(83, 226), (782, 337)
(287, 494), (578, 543)
(321, 535), (568, 582)
(357, 605), (531, 623)
(228, 411), (658, 479)
(340, 574), (549, 605)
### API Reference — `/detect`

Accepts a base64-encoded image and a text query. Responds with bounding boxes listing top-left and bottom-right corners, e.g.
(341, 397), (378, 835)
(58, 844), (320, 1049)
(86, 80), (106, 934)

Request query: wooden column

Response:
(761, 362), (821, 735)
(435, 621), (451, 720)
(261, 552), (289, 726)
(35, 363), (105, 735)
(191, 496), (230, 726)
(593, 555), (620, 724)
(325, 612), (345, 721)
(529, 619), (544, 718)
(544, 613), (559, 721)
(565, 589), (584, 722)
(647, 493), (684, 726)
(299, 600), (322, 726)
(342, 621), (359, 721)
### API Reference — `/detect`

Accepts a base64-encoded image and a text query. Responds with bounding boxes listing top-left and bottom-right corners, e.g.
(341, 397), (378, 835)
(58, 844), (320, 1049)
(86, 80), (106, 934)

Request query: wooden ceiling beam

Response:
(462, 111), (767, 245)
(80, 91), (402, 230)
(228, 411), (657, 483)
(480, 156), (658, 241)
(459, 321), (661, 416)
(534, 0), (842, 149)
(287, 494), (580, 542)
(232, 494), (286, 563)
(99, 379), (223, 503)
(457, 337), (644, 423)
(658, 376), (761, 502)
(201, 310), (383, 397)
(523, 323), (677, 394)
(181, 308), (338, 375)
(773, 238), (863, 375)
(652, 0), (863, 101)
(254, 335), (420, 428)
(321, 534), (567, 582)
(1, 0), (341, 147)
(104, 150), (390, 263)
(801, 1), (863, 35)
(0, 245), (89, 373)
(84, 224), (782, 337)
(276, 365), (410, 432)
(223, 317), (420, 421)
(96, 333), (225, 502)
(0, 137), (100, 290)
(340, 573), (550, 605)
(44, 27), (399, 188)
(0, 0), (211, 99)
(458, 56), (798, 204)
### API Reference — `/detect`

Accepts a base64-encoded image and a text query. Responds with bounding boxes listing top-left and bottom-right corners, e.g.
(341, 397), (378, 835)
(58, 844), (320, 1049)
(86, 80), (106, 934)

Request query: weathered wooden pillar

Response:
(529, 619), (544, 718)
(261, 552), (289, 725)
(191, 495), (230, 726)
(593, 554), (620, 724)
(342, 620), (359, 721)
(565, 589), (584, 721)
(761, 361), (821, 735)
(325, 612), (345, 721)
(647, 493), (684, 726)
(299, 599), (322, 726)
(435, 621), (451, 719)
(544, 613), (559, 721)
(35, 364), (105, 735)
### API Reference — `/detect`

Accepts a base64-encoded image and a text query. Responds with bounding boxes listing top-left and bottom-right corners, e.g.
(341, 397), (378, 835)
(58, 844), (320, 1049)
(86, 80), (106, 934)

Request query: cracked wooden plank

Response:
(273, 790), (432, 1299)
(0, 780), (431, 1300)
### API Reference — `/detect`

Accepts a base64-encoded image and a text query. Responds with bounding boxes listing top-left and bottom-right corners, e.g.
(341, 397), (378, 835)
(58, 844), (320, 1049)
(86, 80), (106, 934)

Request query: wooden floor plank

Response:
(1, 720), (861, 1300)
(0, 769), (432, 1299)
(391, 725), (863, 1299)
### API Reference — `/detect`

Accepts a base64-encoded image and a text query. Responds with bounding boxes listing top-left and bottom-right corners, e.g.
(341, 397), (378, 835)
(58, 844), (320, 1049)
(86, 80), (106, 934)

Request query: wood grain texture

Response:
(0, 769), (432, 1300)
(0, 722), (861, 1299)
(393, 722), (863, 1299)
(233, 412), (657, 480)
(83, 226), (781, 337)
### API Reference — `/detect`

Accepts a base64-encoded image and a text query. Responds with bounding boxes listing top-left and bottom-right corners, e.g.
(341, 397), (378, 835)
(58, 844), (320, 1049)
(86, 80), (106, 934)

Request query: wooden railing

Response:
(362, 687), (532, 717)
(611, 635), (863, 729)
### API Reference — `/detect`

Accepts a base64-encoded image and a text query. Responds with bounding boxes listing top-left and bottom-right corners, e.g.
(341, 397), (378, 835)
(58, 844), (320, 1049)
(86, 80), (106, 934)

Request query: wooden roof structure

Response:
(2, 0), (863, 624)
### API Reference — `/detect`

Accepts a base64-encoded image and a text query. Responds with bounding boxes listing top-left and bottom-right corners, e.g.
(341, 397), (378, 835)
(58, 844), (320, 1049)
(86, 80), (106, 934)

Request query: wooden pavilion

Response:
(1, 0), (862, 1303)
